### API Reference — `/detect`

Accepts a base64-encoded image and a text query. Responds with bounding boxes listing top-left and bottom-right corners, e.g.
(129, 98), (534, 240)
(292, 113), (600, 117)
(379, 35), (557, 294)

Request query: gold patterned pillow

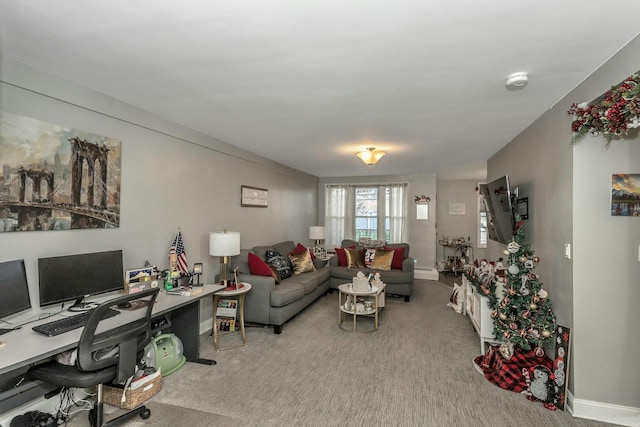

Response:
(288, 248), (316, 275)
(371, 249), (394, 271)
(345, 248), (365, 268)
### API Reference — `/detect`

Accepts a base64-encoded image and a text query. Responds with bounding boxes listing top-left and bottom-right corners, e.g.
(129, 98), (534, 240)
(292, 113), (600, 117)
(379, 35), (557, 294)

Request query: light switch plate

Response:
(564, 243), (571, 260)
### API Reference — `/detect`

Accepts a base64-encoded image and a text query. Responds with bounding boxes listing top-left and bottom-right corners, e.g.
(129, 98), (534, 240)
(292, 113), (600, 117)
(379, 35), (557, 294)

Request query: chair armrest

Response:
(401, 257), (415, 273)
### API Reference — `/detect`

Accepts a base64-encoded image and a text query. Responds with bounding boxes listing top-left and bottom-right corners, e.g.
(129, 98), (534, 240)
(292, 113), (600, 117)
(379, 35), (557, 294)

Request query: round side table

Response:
(212, 283), (252, 351)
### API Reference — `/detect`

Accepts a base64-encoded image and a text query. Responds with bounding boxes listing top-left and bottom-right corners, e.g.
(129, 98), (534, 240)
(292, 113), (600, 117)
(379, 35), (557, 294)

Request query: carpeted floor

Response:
(68, 278), (614, 426)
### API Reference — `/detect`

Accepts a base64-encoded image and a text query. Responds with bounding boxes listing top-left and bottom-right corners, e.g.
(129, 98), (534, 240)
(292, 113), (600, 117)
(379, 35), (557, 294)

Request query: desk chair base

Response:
(90, 384), (151, 427)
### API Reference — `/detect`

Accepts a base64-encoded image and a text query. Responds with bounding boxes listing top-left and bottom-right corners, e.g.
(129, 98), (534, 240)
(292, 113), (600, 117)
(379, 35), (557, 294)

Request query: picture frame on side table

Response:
(241, 185), (268, 207)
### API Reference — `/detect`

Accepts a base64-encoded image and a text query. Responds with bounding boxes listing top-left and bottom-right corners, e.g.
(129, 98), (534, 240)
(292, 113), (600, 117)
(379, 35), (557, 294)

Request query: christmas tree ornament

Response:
(538, 289), (548, 299)
(508, 264), (520, 275)
(533, 295), (540, 303)
(542, 329), (552, 338)
(502, 249), (510, 256)
(530, 303), (538, 310)
(522, 310), (531, 318)
(498, 342), (514, 360)
(528, 272), (538, 280)
(533, 256), (540, 263)
(525, 259), (534, 269)
(499, 312), (508, 320)
(507, 241), (521, 253)
(520, 285), (530, 295)
(519, 256), (528, 263)
(535, 347), (545, 357)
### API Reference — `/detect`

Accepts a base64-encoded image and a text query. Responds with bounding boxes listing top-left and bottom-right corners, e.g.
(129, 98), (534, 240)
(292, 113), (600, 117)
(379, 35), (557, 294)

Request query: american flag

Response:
(169, 230), (189, 274)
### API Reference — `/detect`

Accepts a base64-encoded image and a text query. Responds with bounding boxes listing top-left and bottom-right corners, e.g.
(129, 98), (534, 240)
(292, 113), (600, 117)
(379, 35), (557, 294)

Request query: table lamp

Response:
(309, 226), (325, 257)
(209, 230), (240, 288)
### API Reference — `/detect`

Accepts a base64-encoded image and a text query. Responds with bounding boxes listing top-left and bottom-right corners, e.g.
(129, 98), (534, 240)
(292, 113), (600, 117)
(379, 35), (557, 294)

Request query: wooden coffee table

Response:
(337, 283), (386, 333)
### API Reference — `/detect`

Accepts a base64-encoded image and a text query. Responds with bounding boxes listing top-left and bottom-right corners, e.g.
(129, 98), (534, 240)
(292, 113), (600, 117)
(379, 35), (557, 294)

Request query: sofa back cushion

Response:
(273, 241), (296, 258)
(231, 249), (252, 275)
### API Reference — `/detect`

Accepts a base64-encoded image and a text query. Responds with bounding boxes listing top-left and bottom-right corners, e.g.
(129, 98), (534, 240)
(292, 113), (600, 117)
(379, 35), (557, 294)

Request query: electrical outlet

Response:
(564, 243), (571, 260)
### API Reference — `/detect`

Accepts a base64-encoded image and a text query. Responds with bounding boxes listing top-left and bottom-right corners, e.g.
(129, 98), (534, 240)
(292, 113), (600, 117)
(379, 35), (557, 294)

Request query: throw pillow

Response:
(335, 247), (347, 267)
(248, 252), (280, 283)
(264, 250), (292, 281)
(384, 246), (405, 270)
(288, 248), (316, 275)
(363, 248), (377, 267)
(447, 282), (464, 313)
(370, 249), (393, 271)
(345, 247), (365, 268)
(290, 242), (316, 260)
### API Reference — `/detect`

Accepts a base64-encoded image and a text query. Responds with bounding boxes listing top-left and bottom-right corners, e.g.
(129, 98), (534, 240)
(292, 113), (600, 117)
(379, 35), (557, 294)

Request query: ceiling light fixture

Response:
(505, 72), (529, 89)
(356, 147), (386, 166)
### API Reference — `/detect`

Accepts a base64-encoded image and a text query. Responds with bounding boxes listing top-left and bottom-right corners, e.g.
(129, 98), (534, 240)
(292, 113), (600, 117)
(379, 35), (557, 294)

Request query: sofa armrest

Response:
(401, 256), (415, 273)
(237, 273), (276, 325)
(328, 256), (339, 267)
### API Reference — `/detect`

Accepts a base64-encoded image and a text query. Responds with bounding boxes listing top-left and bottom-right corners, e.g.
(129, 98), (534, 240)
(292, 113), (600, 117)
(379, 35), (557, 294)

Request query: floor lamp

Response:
(209, 230), (241, 288)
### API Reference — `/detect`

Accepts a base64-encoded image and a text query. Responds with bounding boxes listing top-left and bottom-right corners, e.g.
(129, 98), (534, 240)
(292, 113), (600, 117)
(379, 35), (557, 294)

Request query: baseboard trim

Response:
(569, 392), (640, 426)
(415, 268), (439, 281)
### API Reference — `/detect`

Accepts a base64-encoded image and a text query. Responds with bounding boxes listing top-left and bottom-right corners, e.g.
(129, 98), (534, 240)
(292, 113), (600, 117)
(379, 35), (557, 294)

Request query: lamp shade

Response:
(209, 231), (241, 256)
(309, 226), (325, 240)
(356, 147), (386, 166)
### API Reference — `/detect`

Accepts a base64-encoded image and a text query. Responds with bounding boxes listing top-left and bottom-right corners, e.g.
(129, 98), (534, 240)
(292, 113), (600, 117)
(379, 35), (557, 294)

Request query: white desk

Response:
(0, 283), (223, 413)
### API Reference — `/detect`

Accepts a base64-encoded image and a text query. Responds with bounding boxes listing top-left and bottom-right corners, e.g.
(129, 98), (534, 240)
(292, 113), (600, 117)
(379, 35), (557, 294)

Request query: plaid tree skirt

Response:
(473, 345), (553, 394)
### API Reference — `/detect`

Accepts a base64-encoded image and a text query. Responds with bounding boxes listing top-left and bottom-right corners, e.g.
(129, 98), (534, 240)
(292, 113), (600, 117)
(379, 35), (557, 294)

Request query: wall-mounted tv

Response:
(480, 175), (516, 245)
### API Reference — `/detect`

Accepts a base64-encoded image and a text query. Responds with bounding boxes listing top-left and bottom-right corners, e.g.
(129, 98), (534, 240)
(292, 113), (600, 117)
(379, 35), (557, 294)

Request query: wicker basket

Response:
(103, 374), (162, 409)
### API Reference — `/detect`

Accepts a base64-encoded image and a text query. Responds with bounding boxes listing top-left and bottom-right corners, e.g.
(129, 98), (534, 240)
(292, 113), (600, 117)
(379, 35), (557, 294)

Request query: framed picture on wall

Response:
(241, 185), (268, 207)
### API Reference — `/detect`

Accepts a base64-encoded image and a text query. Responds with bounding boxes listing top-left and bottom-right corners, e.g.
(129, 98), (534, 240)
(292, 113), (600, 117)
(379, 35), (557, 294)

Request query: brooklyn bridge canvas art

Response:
(0, 111), (121, 232)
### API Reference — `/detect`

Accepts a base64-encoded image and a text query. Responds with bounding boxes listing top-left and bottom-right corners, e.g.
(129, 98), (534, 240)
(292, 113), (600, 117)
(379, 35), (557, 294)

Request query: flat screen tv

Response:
(38, 250), (124, 311)
(0, 259), (32, 320)
(481, 175), (516, 245)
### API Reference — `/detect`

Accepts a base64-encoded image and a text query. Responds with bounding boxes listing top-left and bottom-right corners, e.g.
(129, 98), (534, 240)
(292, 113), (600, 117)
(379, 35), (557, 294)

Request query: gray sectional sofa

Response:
(230, 241), (330, 334)
(328, 239), (415, 301)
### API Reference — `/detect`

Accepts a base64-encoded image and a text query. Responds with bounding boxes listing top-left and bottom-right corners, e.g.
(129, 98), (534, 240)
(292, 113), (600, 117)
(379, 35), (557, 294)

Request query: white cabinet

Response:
(463, 275), (501, 353)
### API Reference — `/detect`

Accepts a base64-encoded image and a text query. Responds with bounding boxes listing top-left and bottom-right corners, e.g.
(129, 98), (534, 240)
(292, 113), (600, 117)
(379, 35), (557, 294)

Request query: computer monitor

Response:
(0, 259), (32, 320)
(38, 250), (124, 311)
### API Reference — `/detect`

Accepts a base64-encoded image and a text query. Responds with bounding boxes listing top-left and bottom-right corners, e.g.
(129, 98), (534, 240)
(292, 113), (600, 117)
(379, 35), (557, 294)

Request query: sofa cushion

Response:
(286, 268), (331, 295)
(335, 247), (347, 267)
(273, 241), (296, 260)
(252, 245), (275, 261)
(385, 245), (406, 270)
(248, 252), (280, 283)
(345, 248), (365, 268)
(371, 249), (394, 271)
(265, 250), (293, 280)
(270, 282), (305, 307)
(363, 248), (377, 266)
(290, 242), (316, 260)
(289, 248), (316, 275)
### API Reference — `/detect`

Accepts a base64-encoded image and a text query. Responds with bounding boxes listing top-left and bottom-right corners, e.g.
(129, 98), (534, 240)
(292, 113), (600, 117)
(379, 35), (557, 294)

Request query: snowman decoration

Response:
(522, 365), (559, 410)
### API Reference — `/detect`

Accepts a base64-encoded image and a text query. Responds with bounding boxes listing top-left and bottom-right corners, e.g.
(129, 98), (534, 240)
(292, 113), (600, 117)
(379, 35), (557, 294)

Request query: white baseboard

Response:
(415, 268), (439, 281)
(569, 392), (640, 426)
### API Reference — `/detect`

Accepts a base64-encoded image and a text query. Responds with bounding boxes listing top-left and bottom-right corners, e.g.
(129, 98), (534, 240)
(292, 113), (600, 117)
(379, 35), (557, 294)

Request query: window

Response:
(477, 183), (488, 248)
(325, 183), (407, 247)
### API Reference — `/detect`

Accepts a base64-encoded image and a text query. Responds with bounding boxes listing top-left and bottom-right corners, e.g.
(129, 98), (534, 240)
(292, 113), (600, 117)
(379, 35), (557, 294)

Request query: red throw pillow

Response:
(248, 252), (274, 276)
(290, 243), (316, 260)
(384, 246), (405, 270)
(335, 247), (347, 267)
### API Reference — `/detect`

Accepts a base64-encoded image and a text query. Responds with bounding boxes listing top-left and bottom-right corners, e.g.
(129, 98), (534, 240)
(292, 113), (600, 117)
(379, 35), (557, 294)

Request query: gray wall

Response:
(0, 57), (319, 316)
(435, 179), (488, 265)
(487, 37), (640, 413)
(318, 173), (437, 269)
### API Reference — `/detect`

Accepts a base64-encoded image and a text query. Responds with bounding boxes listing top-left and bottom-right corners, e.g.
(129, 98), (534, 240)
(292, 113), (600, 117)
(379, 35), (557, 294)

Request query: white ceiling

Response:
(1, 1), (639, 179)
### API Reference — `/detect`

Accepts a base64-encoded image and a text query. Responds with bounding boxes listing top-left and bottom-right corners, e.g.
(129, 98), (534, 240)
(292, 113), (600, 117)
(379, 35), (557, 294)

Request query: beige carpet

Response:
(68, 279), (614, 426)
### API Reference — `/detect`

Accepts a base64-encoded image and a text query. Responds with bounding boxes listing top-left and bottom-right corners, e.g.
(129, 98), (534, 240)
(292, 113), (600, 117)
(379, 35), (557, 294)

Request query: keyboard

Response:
(32, 308), (120, 337)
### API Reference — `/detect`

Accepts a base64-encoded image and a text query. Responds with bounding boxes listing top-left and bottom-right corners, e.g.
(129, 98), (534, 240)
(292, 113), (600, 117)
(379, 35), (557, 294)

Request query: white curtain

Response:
(385, 183), (408, 243)
(325, 185), (354, 248)
(325, 183), (407, 246)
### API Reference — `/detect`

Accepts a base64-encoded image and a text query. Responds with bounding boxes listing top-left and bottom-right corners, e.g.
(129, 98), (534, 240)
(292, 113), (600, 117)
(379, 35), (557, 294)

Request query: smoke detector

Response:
(505, 72), (529, 89)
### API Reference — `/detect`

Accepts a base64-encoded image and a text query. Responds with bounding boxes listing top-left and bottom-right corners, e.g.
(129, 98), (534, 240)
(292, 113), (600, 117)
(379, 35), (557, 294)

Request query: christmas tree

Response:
(491, 222), (556, 351)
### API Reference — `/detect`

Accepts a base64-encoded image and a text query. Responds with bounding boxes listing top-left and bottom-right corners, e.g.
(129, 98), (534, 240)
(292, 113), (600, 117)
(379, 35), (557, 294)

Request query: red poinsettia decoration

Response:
(568, 73), (640, 144)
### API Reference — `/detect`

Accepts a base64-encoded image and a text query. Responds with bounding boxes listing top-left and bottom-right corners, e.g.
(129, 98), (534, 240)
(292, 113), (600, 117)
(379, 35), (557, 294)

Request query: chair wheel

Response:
(140, 408), (151, 420)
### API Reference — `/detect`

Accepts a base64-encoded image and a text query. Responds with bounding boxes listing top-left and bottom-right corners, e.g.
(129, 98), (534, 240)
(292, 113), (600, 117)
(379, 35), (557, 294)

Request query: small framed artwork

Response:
(241, 185), (268, 207)
(515, 197), (529, 220)
(125, 267), (155, 284)
(448, 203), (466, 215)
(611, 174), (640, 216)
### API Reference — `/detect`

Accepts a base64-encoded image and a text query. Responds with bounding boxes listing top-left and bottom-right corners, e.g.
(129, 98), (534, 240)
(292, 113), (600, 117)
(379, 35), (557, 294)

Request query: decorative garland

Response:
(568, 73), (640, 144)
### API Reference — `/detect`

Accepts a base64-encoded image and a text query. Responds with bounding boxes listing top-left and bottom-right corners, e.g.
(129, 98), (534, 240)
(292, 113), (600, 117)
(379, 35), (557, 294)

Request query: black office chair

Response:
(28, 288), (160, 427)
